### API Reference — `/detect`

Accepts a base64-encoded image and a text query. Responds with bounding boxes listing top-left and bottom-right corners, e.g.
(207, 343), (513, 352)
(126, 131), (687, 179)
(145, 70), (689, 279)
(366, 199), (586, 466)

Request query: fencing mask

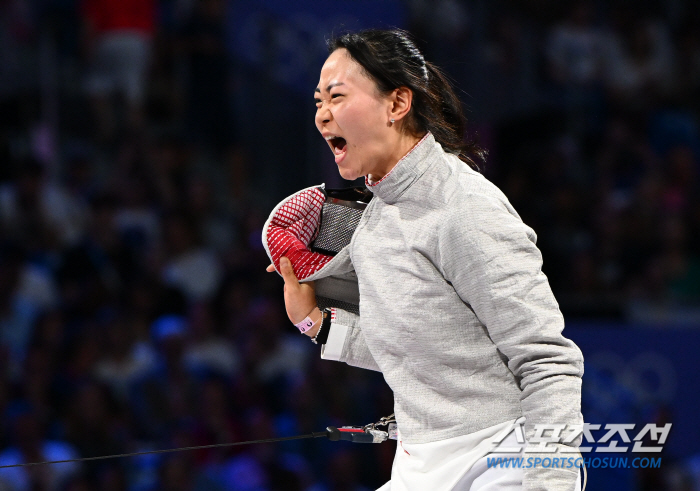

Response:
(262, 184), (372, 315)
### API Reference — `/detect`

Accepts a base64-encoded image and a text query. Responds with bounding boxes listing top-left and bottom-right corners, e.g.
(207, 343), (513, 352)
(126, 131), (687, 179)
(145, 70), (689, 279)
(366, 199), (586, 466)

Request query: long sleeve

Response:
(321, 308), (381, 372)
(437, 190), (584, 490)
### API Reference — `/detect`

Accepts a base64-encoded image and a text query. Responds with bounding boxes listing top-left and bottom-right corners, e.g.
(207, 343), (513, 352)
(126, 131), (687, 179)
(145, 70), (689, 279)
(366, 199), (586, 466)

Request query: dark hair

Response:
(327, 29), (486, 171)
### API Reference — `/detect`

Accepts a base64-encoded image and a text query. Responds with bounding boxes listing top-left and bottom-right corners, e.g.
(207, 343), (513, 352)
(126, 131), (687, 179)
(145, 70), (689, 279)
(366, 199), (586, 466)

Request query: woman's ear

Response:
(389, 86), (413, 123)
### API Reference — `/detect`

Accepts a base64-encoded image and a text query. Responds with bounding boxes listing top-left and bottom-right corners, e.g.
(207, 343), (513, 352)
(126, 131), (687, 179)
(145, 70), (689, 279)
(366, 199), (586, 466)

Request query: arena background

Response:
(0, 0), (699, 489)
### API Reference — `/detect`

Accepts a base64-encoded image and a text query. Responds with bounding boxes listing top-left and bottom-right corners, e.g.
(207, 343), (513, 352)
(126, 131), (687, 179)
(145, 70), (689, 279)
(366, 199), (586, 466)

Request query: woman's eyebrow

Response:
(315, 82), (346, 93)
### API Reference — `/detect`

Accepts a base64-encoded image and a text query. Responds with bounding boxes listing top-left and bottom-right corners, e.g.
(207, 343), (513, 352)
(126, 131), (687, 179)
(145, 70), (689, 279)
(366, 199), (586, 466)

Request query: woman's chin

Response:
(337, 165), (362, 181)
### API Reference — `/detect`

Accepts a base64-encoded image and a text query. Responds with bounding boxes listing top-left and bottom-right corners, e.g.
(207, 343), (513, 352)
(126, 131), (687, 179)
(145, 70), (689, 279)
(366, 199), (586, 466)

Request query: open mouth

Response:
(328, 136), (347, 157)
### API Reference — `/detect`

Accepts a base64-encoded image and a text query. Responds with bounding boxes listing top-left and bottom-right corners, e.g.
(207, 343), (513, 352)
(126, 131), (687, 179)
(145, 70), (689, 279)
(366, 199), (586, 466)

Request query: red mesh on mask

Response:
(265, 187), (333, 280)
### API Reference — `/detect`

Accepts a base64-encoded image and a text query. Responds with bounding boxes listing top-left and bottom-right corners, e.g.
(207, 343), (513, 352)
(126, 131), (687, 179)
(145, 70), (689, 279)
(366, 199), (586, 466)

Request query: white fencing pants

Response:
(377, 420), (583, 491)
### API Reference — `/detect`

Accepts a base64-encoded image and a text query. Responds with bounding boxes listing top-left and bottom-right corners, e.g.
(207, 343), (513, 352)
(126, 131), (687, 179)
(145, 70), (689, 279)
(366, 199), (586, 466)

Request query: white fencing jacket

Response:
(309, 132), (584, 490)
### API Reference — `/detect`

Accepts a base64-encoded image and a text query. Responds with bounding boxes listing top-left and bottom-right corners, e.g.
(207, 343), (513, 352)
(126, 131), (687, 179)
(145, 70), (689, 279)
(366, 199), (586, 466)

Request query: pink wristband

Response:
(295, 315), (317, 334)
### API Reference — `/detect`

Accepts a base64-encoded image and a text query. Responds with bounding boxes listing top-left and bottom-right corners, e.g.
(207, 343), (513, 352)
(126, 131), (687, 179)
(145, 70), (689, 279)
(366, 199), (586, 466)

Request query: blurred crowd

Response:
(408, 0), (700, 321)
(0, 0), (698, 490)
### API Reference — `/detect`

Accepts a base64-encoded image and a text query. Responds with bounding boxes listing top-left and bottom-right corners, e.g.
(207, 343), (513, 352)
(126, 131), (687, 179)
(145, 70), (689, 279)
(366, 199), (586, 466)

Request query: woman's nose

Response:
(315, 105), (331, 126)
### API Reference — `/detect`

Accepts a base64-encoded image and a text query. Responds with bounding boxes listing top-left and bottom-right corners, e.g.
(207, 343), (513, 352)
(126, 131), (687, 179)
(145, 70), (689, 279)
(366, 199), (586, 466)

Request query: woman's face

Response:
(315, 49), (394, 181)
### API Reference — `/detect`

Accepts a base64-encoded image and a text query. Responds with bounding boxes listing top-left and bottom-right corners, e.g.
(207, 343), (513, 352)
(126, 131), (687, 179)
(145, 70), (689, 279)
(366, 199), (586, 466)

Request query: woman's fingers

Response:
(273, 256), (318, 326)
(279, 257), (299, 287)
(266, 263), (275, 272)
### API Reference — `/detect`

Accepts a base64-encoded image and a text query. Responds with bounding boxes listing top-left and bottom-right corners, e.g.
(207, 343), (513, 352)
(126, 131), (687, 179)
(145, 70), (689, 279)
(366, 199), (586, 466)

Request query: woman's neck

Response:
(368, 131), (427, 183)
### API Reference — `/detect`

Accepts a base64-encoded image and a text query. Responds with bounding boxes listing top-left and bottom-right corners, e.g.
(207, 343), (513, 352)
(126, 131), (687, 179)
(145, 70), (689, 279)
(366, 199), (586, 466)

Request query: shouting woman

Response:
(265, 29), (584, 491)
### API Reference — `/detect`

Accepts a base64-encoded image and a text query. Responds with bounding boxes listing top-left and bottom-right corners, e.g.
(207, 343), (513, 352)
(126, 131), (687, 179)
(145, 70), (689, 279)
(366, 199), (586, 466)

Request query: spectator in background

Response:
(655, 146), (700, 303)
(606, 14), (675, 111)
(81, 0), (157, 142)
(94, 314), (157, 400)
(0, 407), (81, 491)
(0, 160), (88, 250)
(0, 243), (57, 376)
(243, 298), (311, 387)
(113, 176), (161, 253)
(63, 381), (127, 481)
(184, 175), (238, 254)
(480, 13), (539, 121)
(546, 1), (609, 87)
(129, 315), (198, 440)
(160, 211), (223, 302)
(177, 0), (233, 151)
(183, 301), (240, 378)
(546, 1), (609, 134)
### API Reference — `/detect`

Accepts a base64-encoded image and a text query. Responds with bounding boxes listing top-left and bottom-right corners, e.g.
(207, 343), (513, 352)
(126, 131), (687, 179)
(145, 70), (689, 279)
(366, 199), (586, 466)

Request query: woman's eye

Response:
(314, 99), (321, 105)
(331, 94), (343, 99)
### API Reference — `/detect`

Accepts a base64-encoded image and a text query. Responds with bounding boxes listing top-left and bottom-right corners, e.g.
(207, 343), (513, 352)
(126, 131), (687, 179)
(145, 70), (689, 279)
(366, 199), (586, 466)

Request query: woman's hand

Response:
(267, 257), (321, 337)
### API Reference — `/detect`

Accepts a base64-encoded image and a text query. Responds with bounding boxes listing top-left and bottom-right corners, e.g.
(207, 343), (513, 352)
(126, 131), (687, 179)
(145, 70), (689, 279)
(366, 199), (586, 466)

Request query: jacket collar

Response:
(365, 132), (440, 204)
